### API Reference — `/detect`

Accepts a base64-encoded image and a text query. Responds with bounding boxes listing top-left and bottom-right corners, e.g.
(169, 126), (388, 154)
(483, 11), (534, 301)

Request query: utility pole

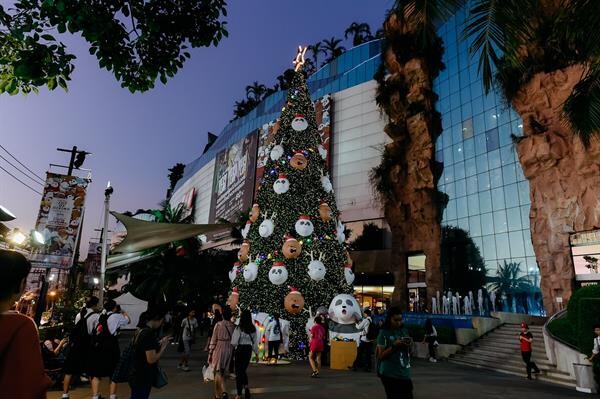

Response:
(55, 146), (91, 176)
(99, 182), (113, 304)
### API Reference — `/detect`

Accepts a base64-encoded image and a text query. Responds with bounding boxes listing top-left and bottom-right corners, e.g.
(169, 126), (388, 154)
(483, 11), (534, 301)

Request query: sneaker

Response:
(182, 366), (190, 372)
(229, 373), (236, 380)
(61, 395), (69, 399)
(177, 364), (183, 370)
(310, 371), (317, 378)
(429, 357), (437, 363)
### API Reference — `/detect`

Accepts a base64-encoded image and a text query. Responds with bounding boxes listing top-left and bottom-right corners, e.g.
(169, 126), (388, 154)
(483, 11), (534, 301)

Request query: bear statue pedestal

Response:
(330, 341), (357, 370)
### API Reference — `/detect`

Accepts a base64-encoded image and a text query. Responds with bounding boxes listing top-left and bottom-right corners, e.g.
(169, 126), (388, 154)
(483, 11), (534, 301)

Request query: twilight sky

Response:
(0, 1), (392, 257)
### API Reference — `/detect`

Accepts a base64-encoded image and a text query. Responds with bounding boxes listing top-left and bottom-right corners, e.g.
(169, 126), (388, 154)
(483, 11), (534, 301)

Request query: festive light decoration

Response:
(233, 57), (352, 359)
(292, 45), (307, 72)
(249, 203), (260, 223)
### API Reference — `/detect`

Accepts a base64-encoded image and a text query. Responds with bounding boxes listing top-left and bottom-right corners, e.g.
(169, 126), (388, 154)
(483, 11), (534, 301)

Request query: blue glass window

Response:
(506, 207), (522, 231)
(462, 118), (474, 139)
(494, 210), (508, 233)
(478, 171), (491, 191)
(521, 205), (530, 229)
(499, 123), (512, 147)
(463, 137), (475, 158)
(457, 196), (468, 219)
(479, 190), (493, 213)
(518, 181), (530, 205)
(443, 145), (454, 165)
(508, 231), (525, 258)
(481, 213), (495, 236)
(473, 113), (485, 134)
(491, 187), (506, 211)
(465, 157), (477, 177)
(445, 199), (457, 220)
(496, 233), (510, 260)
(490, 167), (503, 188)
(469, 215), (482, 237)
(502, 163), (517, 185)
(488, 149), (501, 169)
(458, 217), (470, 233)
(476, 153), (488, 173)
(461, 101), (472, 120)
(500, 145), (515, 165)
(475, 133), (487, 155)
(454, 161), (466, 180)
(504, 183), (519, 208)
(466, 175), (478, 195)
(467, 193), (480, 216)
(483, 235), (497, 260)
(486, 128), (500, 151)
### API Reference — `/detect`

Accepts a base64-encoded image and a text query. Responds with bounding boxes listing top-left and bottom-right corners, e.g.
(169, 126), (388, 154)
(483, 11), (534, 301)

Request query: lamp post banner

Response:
(32, 172), (90, 269)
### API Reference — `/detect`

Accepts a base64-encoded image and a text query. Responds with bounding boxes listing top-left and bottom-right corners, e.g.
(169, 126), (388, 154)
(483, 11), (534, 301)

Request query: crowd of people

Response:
(2, 248), (600, 399)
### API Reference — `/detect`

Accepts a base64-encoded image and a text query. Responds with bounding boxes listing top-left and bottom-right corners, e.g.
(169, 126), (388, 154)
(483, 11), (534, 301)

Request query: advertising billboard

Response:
(254, 94), (333, 200)
(84, 241), (102, 286)
(208, 132), (258, 224)
(31, 173), (90, 269)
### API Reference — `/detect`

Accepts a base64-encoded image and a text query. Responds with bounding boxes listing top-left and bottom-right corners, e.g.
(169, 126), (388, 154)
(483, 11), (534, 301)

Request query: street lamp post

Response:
(99, 182), (113, 304)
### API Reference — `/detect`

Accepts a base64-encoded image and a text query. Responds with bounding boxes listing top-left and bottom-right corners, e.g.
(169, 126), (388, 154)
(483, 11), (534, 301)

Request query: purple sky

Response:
(0, 1), (392, 258)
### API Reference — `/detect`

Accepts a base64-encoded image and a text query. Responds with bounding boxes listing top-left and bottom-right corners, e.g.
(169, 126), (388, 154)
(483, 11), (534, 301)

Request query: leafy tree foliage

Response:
(0, 0), (228, 94)
(440, 226), (486, 293)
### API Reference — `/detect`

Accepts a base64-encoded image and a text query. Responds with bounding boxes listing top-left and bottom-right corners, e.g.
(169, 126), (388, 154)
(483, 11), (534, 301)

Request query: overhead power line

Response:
(0, 153), (44, 186)
(0, 144), (46, 182)
(0, 164), (43, 195)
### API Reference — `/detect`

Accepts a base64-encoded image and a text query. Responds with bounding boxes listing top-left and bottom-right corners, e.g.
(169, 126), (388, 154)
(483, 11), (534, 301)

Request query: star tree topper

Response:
(293, 45), (308, 72)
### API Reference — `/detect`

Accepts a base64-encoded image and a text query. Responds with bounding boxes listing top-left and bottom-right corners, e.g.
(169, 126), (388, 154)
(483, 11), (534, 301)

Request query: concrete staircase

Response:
(449, 323), (576, 387)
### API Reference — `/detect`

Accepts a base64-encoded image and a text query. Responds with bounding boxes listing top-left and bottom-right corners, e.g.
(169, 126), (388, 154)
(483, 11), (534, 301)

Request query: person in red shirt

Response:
(519, 321), (541, 379)
(0, 249), (52, 398)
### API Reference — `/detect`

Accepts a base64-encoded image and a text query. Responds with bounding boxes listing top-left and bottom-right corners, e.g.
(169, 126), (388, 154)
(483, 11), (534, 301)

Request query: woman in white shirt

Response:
(231, 310), (258, 399)
(265, 313), (283, 364)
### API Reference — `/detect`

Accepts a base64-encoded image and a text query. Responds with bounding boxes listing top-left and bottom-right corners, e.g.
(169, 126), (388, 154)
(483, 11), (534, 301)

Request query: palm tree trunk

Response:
(379, 22), (444, 310)
(511, 63), (600, 315)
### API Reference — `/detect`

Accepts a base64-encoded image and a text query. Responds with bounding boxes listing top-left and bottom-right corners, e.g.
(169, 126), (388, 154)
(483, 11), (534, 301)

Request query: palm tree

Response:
(308, 41), (325, 69)
(245, 81), (267, 102)
(275, 68), (295, 91)
(344, 22), (374, 46)
(166, 163), (185, 199)
(322, 37), (346, 66)
(487, 261), (533, 311)
(463, 0), (600, 314)
(370, 0), (461, 309)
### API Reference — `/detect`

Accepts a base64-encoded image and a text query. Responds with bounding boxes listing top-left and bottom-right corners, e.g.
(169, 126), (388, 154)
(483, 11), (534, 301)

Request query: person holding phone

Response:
(376, 307), (413, 399)
(129, 308), (170, 399)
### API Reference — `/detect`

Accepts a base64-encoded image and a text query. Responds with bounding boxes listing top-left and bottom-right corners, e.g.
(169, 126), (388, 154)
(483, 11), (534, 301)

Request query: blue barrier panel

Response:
(402, 312), (474, 329)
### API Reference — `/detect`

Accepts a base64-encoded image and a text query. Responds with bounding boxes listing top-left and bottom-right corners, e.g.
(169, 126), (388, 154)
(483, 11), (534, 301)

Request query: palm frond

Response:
(563, 63), (600, 146)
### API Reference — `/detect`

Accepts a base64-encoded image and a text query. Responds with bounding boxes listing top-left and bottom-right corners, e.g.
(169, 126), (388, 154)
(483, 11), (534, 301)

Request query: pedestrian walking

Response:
(585, 323), (600, 390)
(62, 296), (100, 398)
(88, 299), (130, 399)
(265, 313), (284, 364)
(423, 318), (438, 363)
(351, 309), (376, 371)
(208, 307), (236, 399)
(178, 309), (198, 371)
(231, 309), (259, 399)
(376, 307), (413, 399)
(129, 309), (171, 399)
(205, 309), (223, 352)
(0, 250), (51, 399)
(308, 315), (326, 378)
(519, 321), (540, 380)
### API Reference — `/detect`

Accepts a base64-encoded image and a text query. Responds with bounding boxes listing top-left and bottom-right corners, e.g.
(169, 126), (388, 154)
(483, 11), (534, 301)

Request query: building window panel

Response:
(488, 149), (501, 170)
(473, 113), (485, 135)
(494, 209), (508, 233)
(453, 143), (465, 163)
(505, 184), (520, 208)
(491, 187), (506, 211)
(479, 190), (493, 213)
(454, 177), (466, 196)
(457, 196), (469, 219)
(454, 161), (466, 180)
(461, 89), (472, 110)
(445, 199), (457, 220)
(436, 150), (443, 163)
(496, 233), (511, 260)
(458, 217), (470, 233)
(518, 181), (530, 205)
(462, 118), (474, 139)
(481, 212), (495, 236)
(472, 95), (484, 114)
(502, 163), (517, 185)
(443, 146), (454, 165)
(476, 153), (488, 173)
(500, 144), (516, 165)
(486, 128), (500, 151)
(465, 157), (477, 177)
(478, 171), (491, 191)
(451, 124), (463, 145)
(466, 175), (478, 195)
(463, 137), (475, 159)
(469, 215), (482, 237)
(475, 133), (487, 155)
(490, 167), (503, 189)
(520, 205), (530, 229)
(467, 193), (480, 216)
(451, 92), (461, 110)
(524, 231), (535, 257)
(508, 231), (526, 258)
(506, 207), (522, 231)
(483, 234), (497, 260)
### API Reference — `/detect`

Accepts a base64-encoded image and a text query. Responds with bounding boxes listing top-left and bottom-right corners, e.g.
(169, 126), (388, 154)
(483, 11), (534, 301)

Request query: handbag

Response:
(112, 329), (141, 383)
(152, 366), (168, 389)
(202, 363), (214, 382)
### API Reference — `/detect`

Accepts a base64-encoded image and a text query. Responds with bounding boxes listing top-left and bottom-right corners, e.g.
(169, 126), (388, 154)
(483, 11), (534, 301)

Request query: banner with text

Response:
(31, 173), (90, 269)
(208, 131), (258, 224)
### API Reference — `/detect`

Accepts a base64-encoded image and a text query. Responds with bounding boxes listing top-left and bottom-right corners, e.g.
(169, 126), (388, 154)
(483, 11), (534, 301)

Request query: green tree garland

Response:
(234, 62), (352, 359)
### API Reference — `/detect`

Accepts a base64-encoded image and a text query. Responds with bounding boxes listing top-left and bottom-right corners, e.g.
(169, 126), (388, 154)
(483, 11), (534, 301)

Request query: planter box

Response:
(330, 341), (357, 370)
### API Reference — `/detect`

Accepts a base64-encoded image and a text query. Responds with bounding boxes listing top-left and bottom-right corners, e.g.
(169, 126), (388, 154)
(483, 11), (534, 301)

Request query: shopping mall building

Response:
(170, 9), (600, 315)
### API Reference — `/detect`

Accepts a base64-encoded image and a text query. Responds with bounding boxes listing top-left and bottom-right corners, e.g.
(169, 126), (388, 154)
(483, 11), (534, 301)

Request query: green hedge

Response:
(577, 298), (600, 355)
(406, 324), (457, 345)
(549, 284), (600, 354)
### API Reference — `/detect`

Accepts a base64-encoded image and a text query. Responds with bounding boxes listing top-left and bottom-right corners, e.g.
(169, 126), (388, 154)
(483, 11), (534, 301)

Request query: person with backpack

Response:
(585, 323), (600, 390)
(178, 309), (198, 372)
(208, 307), (236, 399)
(351, 309), (376, 372)
(265, 313), (283, 364)
(129, 309), (171, 399)
(62, 296), (100, 399)
(231, 309), (258, 399)
(0, 249), (51, 399)
(376, 307), (413, 399)
(423, 318), (438, 363)
(89, 299), (130, 399)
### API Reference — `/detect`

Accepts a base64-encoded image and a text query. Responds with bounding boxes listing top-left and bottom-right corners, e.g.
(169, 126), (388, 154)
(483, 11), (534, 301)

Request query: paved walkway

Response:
(49, 340), (586, 399)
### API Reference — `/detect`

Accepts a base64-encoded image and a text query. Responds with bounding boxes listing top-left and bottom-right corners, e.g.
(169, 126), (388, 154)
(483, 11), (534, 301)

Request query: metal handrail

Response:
(544, 309), (580, 352)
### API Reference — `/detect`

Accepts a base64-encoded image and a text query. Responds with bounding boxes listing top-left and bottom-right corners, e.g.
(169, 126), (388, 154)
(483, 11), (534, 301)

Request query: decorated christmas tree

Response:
(231, 47), (354, 358)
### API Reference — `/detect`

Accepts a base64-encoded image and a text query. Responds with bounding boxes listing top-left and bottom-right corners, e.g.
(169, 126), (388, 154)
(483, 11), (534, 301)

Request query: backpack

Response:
(366, 318), (379, 341)
(91, 313), (117, 350)
(70, 310), (95, 349)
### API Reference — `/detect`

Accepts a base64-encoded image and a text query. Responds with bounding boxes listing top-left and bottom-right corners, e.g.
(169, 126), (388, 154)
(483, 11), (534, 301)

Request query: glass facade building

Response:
(434, 8), (542, 314)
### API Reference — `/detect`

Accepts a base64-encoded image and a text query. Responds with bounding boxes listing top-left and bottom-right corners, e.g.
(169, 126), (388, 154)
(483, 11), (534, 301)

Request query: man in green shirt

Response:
(376, 307), (413, 399)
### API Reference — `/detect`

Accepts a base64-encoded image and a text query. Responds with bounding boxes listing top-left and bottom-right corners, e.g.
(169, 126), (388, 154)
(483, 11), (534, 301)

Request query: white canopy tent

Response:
(114, 292), (148, 330)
